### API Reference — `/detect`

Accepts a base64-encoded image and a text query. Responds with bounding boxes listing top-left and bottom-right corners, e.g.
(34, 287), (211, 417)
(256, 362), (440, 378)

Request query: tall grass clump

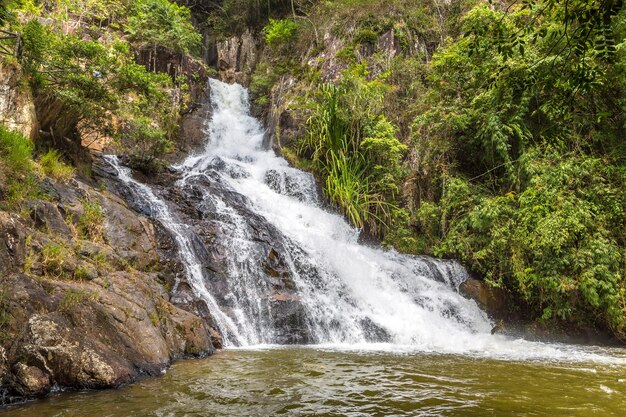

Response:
(77, 199), (105, 242)
(39, 149), (75, 183)
(0, 125), (38, 207)
(298, 65), (406, 235)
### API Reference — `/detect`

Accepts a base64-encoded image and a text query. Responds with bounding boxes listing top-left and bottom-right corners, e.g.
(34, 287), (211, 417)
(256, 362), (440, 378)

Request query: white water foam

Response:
(106, 79), (626, 364)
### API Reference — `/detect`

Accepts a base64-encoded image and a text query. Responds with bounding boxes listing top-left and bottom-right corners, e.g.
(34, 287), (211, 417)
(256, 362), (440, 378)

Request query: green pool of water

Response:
(3, 346), (626, 416)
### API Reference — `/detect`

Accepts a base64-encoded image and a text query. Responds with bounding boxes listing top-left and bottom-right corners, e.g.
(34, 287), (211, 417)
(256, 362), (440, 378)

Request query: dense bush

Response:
(39, 149), (75, 183)
(424, 154), (626, 334)
(125, 0), (201, 54)
(7, 0), (200, 163)
(408, 2), (626, 335)
(264, 18), (299, 48)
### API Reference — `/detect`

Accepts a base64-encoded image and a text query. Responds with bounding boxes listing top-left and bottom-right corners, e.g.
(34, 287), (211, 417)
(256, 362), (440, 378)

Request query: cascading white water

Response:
(104, 155), (248, 346)
(106, 79), (626, 363)
(176, 79), (490, 348)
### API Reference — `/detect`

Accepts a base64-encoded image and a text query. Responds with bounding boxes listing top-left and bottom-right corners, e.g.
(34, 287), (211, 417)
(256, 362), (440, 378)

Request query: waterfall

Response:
(104, 79), (622, 361)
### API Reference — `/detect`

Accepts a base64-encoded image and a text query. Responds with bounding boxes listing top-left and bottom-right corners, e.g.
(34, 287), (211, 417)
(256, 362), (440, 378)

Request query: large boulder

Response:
(459, 278), (509, 319)
(0, 176), (216, 405)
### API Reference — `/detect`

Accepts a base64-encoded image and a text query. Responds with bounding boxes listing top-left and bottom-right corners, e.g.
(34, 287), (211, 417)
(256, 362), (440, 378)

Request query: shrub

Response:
(77, 199), (105, 242)
(353, 28), (378, 45)
(41, 242), (70, 278)
(299, 66), (403, 235)
(0, 125), (37, 206)
(0, 125), (33, 176)
(264, 19), (299, 48)
(39, 149), (75, 183)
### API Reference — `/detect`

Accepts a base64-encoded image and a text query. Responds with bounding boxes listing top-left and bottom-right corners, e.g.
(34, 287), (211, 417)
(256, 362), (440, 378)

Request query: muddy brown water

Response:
(3, 346), (626, 416)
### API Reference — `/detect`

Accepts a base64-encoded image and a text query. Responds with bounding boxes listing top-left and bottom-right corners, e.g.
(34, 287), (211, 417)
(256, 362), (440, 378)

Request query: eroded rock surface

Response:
(0, 177), (216, 405)
(0, 61), (38, 139)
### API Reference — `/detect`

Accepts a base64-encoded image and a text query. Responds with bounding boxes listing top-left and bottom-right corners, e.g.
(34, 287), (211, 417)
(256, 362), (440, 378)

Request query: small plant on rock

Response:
(77, 199), (105, 242)
(39, 149), (75, 183)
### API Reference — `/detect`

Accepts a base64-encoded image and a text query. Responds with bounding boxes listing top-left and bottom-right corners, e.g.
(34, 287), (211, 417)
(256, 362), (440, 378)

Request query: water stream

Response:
(4, 348), (626, 417)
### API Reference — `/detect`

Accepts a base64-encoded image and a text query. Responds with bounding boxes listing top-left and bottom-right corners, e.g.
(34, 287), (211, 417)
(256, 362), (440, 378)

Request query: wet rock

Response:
(270, 297), (311, 345)
(0, 211), (25, 275)
(459, 279), (509, 319)
(12, 363), (50, 398)
(360, 317), (392, 343)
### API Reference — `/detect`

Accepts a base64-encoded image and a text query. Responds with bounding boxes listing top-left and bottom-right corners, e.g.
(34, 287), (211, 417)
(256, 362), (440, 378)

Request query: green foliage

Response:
(353, 28), (379, 45)
(123, 117), (172, 167)
(41, 242), (70, 278)
(0, 124), (32, 175)
(428, 153), (626, 335)
(39, 149), (75, 183)
(250, 62), (281, 107)
(0, 125), (38, 206)
(9, 0), (201, 163)
(361, 116), (407, 198)
(299, 65), (406, 234)
(125, 0), (201, 54)
(264, 18), (299, 48)
(77, 199), (105, 242)
(20, 24), (171, 156)
(324, 150), (390, 230)
(402, 1), (626, 336)
(73, 265), (91, 281)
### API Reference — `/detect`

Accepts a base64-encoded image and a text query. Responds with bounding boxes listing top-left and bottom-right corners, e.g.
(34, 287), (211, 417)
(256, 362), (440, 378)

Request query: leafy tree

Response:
(264, 18), (299, 48)
(125, 0), (201, 54)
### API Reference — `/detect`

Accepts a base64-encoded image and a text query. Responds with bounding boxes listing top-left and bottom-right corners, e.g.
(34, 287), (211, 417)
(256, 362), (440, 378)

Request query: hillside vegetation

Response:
(1, 0), (203, 172)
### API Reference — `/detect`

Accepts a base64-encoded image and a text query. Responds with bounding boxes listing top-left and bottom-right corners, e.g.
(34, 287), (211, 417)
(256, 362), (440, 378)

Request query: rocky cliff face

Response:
(0, 173), (217, 405)
(0, 61), (37, 140)
(213, 30), (260, 85)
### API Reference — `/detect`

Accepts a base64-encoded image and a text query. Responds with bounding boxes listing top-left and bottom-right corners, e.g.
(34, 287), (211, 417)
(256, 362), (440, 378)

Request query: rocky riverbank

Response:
(0, 171), (220, 404)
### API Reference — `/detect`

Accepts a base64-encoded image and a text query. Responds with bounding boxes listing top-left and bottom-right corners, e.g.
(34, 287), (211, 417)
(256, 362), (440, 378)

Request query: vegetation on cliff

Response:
(1, 0), (203, 170)
(251, 0), (626, 338)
